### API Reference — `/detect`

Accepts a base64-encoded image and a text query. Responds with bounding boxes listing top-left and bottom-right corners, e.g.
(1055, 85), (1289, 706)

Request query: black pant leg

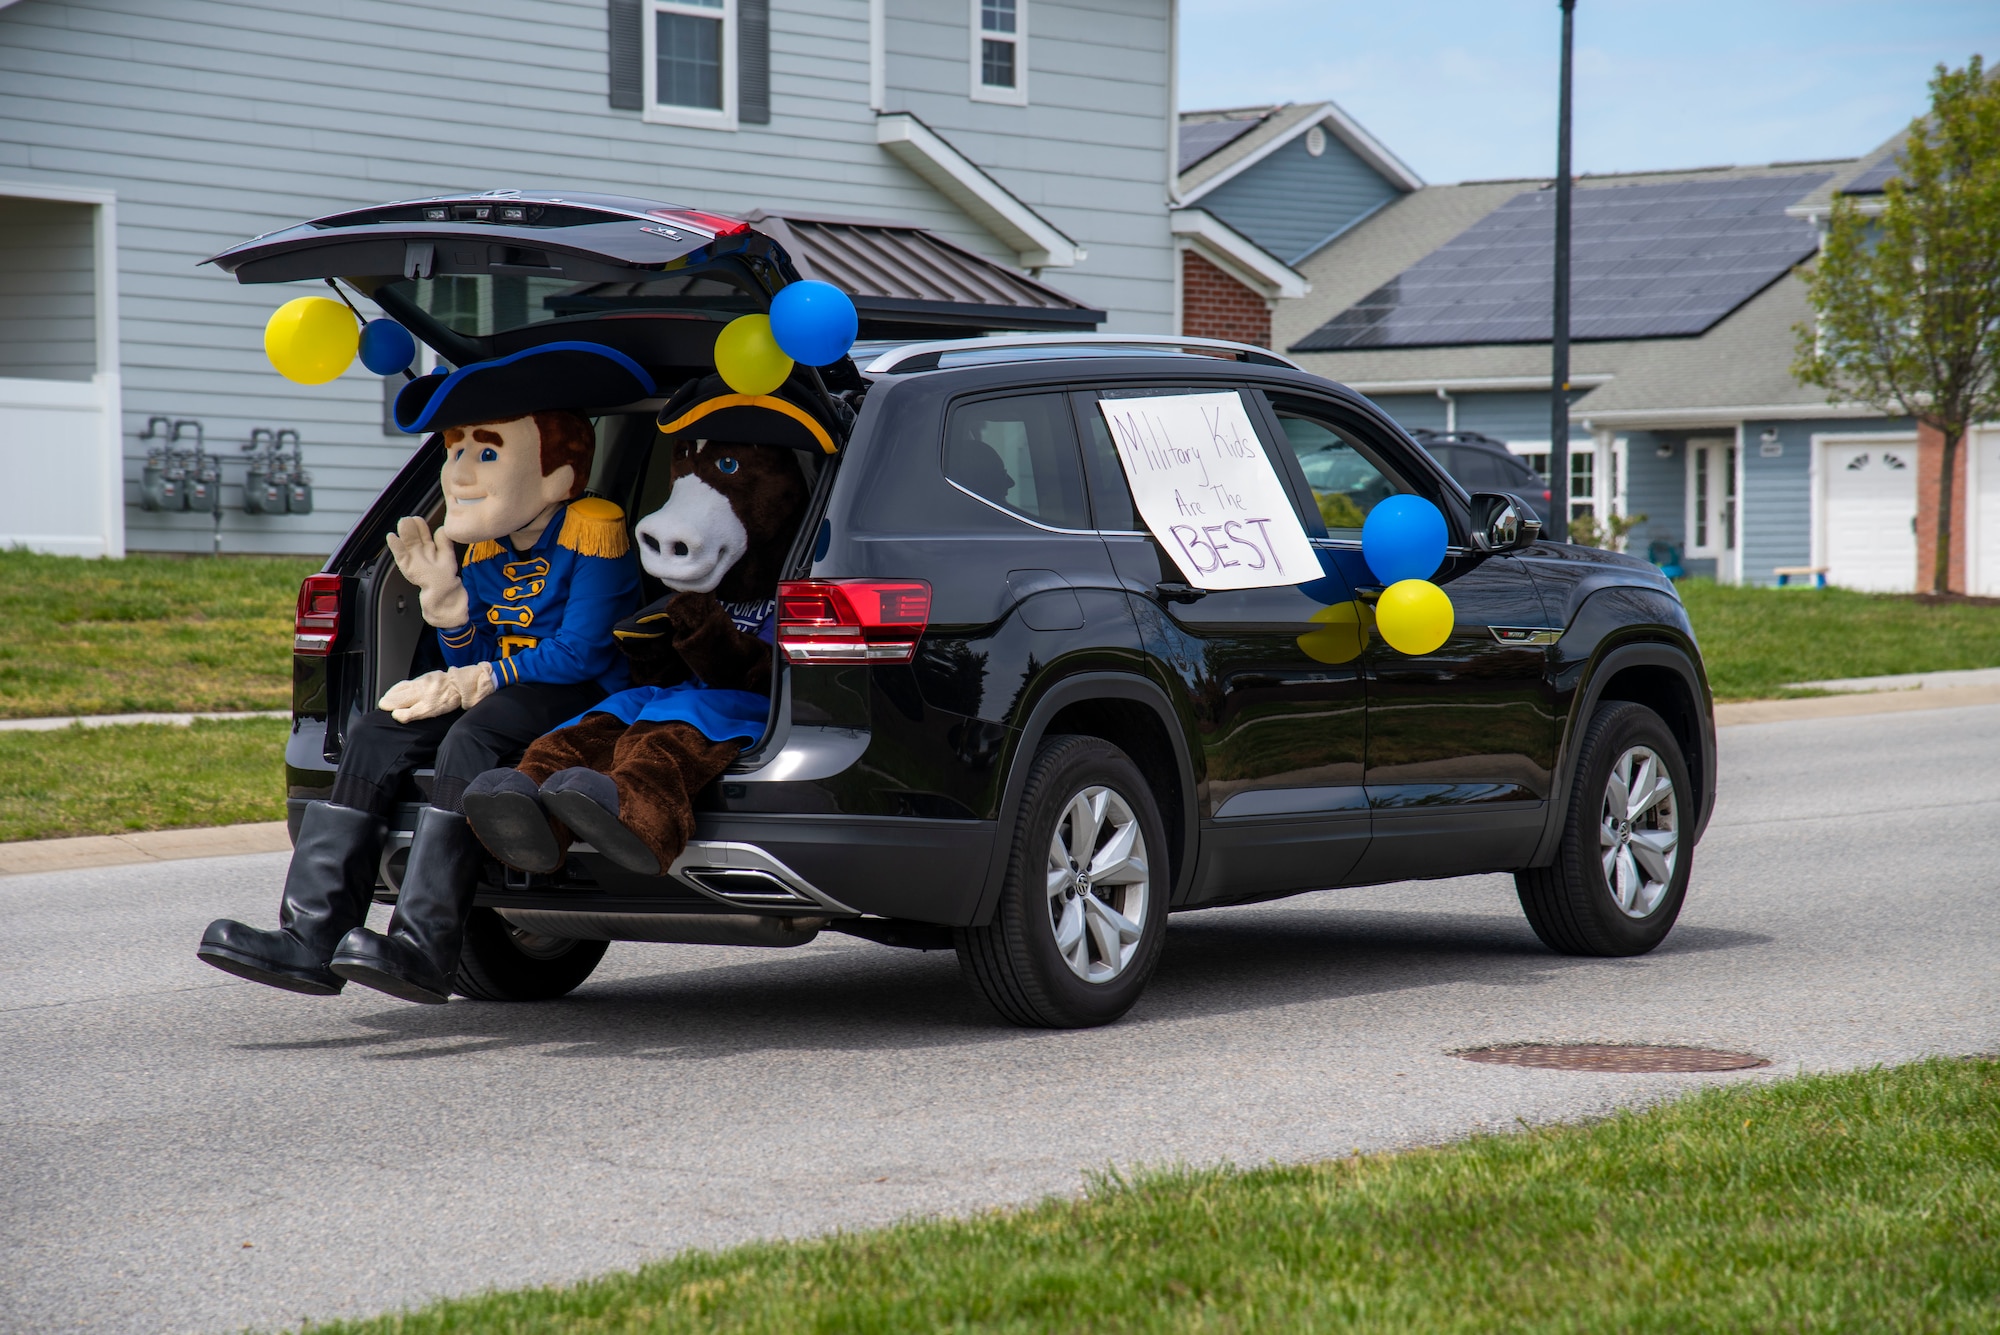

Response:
(430, 681), (607, 811)
(330, 708), (458, 818)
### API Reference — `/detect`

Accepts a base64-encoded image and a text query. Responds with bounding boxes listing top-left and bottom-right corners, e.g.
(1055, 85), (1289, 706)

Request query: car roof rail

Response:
(859, 333), (1304, 375)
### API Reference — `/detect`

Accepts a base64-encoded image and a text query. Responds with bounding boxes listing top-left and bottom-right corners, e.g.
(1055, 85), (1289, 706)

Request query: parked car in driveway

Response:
(212, 192), (1717, 1027)
(1411, 428), (1553, 524)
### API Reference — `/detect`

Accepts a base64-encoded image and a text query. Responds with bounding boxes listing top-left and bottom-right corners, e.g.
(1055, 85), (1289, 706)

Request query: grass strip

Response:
(307, 1057), (1999, 1333)
(0, 549), (318, 718)
(0, 717), (288, 843)
(1679, 580), (2000, 700)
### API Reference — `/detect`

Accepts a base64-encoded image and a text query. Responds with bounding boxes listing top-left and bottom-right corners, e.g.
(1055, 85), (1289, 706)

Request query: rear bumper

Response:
(293, 796), (999, 927)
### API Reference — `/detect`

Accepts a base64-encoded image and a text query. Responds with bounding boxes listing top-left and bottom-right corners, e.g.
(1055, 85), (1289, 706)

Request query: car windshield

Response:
(378, 271), (760, 339)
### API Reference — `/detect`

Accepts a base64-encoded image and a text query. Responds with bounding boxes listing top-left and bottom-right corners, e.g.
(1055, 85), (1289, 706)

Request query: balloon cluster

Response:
(264, 296), (415, 384)
(713, 281), (859, 396)
(1361, 495), (1455, 655)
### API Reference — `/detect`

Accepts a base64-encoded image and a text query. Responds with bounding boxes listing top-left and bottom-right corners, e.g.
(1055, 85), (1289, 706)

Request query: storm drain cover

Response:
(1458, 1044), (1769, 1073)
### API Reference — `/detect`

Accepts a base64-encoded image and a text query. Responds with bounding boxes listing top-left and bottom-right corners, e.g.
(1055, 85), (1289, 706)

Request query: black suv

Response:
(214, 194), (1716, 1028)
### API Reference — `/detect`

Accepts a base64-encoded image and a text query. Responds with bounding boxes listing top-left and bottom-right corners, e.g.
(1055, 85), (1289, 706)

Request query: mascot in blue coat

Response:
(198, 344), (646, 1004)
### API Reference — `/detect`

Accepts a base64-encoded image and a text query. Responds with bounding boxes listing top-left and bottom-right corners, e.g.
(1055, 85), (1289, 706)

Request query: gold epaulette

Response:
(557, 497), (629, 559)
(462, 540), (506, 565)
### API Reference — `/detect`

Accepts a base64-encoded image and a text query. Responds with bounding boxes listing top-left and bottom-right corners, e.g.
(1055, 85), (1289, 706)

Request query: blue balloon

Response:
(768, 281), (859, 366)
(358, 319), (417, 376)
(1361, 494), (1448, 585)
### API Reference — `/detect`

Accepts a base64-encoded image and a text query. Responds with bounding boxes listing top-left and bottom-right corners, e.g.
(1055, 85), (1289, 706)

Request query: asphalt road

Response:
(5, 704), (1997, 1334)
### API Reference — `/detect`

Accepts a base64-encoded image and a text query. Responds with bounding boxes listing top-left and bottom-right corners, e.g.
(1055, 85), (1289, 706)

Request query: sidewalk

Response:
(0, 710), (288, 733)
(5, 677), (1997, 878)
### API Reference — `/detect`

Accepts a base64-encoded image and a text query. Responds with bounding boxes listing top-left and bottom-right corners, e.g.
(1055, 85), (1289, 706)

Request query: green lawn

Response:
(0, 718), (288, 843)
(305, 1057), (1998, 1334)
(0, 549), (319, 718)
(1679, 580), (2000, 700)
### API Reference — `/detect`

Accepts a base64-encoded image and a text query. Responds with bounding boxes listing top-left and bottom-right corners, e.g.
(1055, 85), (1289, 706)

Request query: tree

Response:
(1794, 57), (2000, 594)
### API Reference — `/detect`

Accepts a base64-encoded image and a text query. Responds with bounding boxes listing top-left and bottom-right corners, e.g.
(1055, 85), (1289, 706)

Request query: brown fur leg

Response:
(605, 721), (741, 868)
(516, 711), (627, 785)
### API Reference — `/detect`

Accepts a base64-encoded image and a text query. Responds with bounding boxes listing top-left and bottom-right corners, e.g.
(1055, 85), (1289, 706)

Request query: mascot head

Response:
(436, 411), (593, 544)
(635, 439), (809, 599)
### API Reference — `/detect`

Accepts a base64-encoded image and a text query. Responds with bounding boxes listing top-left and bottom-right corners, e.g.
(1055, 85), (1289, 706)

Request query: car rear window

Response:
(380, 271), (759, 338)
(944, 393), (1093, 531)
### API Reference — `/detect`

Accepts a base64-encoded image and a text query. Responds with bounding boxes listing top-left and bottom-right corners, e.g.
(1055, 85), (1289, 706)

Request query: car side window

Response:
(944, 393), (1093, 531)
(1272, 412), (1405, 539)
(1070, 394), (1139, 531)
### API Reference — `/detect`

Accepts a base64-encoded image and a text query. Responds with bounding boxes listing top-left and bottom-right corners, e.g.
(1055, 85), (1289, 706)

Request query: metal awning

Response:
(747, 211), (1104, 338)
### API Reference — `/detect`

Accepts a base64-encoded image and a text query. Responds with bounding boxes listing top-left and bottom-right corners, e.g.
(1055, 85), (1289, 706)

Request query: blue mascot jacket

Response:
(437, 499), (640, 692)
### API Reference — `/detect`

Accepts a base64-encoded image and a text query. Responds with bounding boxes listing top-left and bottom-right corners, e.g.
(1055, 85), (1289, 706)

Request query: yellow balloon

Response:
(713, 314), (794, 396)
(264, 296), (358, 385)
(1376, 579), (1454, 655)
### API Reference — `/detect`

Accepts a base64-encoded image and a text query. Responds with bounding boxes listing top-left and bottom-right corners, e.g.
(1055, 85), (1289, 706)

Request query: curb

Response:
(0, 822), (291, 877)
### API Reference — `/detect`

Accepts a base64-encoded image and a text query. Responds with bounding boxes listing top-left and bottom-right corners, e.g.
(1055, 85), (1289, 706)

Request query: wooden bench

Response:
(1773, 566), (1827, 588)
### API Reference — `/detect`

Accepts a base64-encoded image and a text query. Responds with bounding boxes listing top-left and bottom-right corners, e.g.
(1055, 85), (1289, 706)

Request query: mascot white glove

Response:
(378, 663), (496, 724)
(385, 516), (471, 630)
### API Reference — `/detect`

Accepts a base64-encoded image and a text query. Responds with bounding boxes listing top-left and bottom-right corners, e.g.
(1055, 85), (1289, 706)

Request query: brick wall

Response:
(1914, 420), (1969, 592)
(1180, 250), (1271, 348)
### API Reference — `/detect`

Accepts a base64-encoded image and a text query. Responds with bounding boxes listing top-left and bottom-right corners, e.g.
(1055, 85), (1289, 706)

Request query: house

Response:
(0, 0), (1175, 557)
(1172, 101), (1421, 349)
(1272, 125), (1993, 593)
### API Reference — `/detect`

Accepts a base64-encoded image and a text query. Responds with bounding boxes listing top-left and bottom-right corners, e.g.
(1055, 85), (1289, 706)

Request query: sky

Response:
(1177, 1), (2000, 184)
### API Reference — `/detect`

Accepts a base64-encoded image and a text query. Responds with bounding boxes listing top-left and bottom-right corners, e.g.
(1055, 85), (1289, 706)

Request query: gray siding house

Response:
(1170, 101), (1419, 348)
(1277, 129), (1949, 593)
(0, 0), (1175, 556)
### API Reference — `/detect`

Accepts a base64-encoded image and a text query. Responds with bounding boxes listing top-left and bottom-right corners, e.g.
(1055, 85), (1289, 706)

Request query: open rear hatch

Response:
(206, 190), (807, 383)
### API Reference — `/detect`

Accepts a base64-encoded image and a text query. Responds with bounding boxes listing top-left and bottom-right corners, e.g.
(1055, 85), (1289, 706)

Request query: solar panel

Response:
(1179, 117), (1265, 172)
(1839, 156), (1900, 196)
(1292, 173), (1830, 351)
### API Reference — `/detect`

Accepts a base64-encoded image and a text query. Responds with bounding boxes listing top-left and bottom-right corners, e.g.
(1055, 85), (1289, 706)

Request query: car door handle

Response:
(1354, 585), (1383, 603)
(1154, 581), (1208, 604)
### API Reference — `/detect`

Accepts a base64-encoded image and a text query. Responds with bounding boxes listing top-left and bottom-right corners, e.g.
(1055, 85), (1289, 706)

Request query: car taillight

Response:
(777, 579), (931, 664)
(295, 574), (342, 656)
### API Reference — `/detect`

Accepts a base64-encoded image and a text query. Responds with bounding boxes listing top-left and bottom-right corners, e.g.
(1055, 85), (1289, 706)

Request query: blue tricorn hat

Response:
(393, 341), (655, 435)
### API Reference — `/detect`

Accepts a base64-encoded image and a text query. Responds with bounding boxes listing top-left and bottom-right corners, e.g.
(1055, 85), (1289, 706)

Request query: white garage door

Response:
(1818, 439), (1916, 592)
(1972, 429), (2000, 596)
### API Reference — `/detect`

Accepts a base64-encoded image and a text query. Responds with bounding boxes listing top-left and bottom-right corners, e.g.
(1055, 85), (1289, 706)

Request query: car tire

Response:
(1515, 701), (1693, 957)
(452, 907), (609, 1001)
(955, 735), (1169, 1028)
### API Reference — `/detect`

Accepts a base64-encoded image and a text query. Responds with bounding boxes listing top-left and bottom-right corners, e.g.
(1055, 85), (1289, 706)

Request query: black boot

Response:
(198, 801), (385, 995)
(462, 768), (565, 874)
(331, 806), (481, 1004)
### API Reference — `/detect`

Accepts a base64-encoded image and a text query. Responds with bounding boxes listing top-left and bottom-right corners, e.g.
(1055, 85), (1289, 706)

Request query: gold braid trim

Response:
(462, 540), (506, 565)
(557, 498), (629, 559)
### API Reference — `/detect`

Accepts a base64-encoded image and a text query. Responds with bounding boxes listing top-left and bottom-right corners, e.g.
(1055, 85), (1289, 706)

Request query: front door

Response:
(1070, 386), (1370, 903)
(1688, 436), (1740, 583)
(1262, 394), (1561, 883)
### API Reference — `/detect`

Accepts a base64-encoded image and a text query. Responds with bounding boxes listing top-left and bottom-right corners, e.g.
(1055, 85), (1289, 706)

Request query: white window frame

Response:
(969, 0), (1028, 106)
(643, 0), (738, 131)
(1504, 439), (1604, 531)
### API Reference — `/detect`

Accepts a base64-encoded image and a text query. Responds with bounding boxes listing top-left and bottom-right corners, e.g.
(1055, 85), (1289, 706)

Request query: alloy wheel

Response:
(1046, 785), (1151, 983)
(1599, 744), (1678, 918)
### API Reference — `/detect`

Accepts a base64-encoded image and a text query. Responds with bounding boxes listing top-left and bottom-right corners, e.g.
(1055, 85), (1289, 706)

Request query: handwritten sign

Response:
(1097, 393), (1318, 590)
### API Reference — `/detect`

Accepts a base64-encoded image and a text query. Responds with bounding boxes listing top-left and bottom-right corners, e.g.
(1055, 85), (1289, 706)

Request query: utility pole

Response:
(1549, 0), (1575, 539)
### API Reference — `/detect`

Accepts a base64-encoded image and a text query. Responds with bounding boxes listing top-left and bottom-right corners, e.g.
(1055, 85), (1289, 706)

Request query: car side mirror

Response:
(1468, 492), (1541, 552)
